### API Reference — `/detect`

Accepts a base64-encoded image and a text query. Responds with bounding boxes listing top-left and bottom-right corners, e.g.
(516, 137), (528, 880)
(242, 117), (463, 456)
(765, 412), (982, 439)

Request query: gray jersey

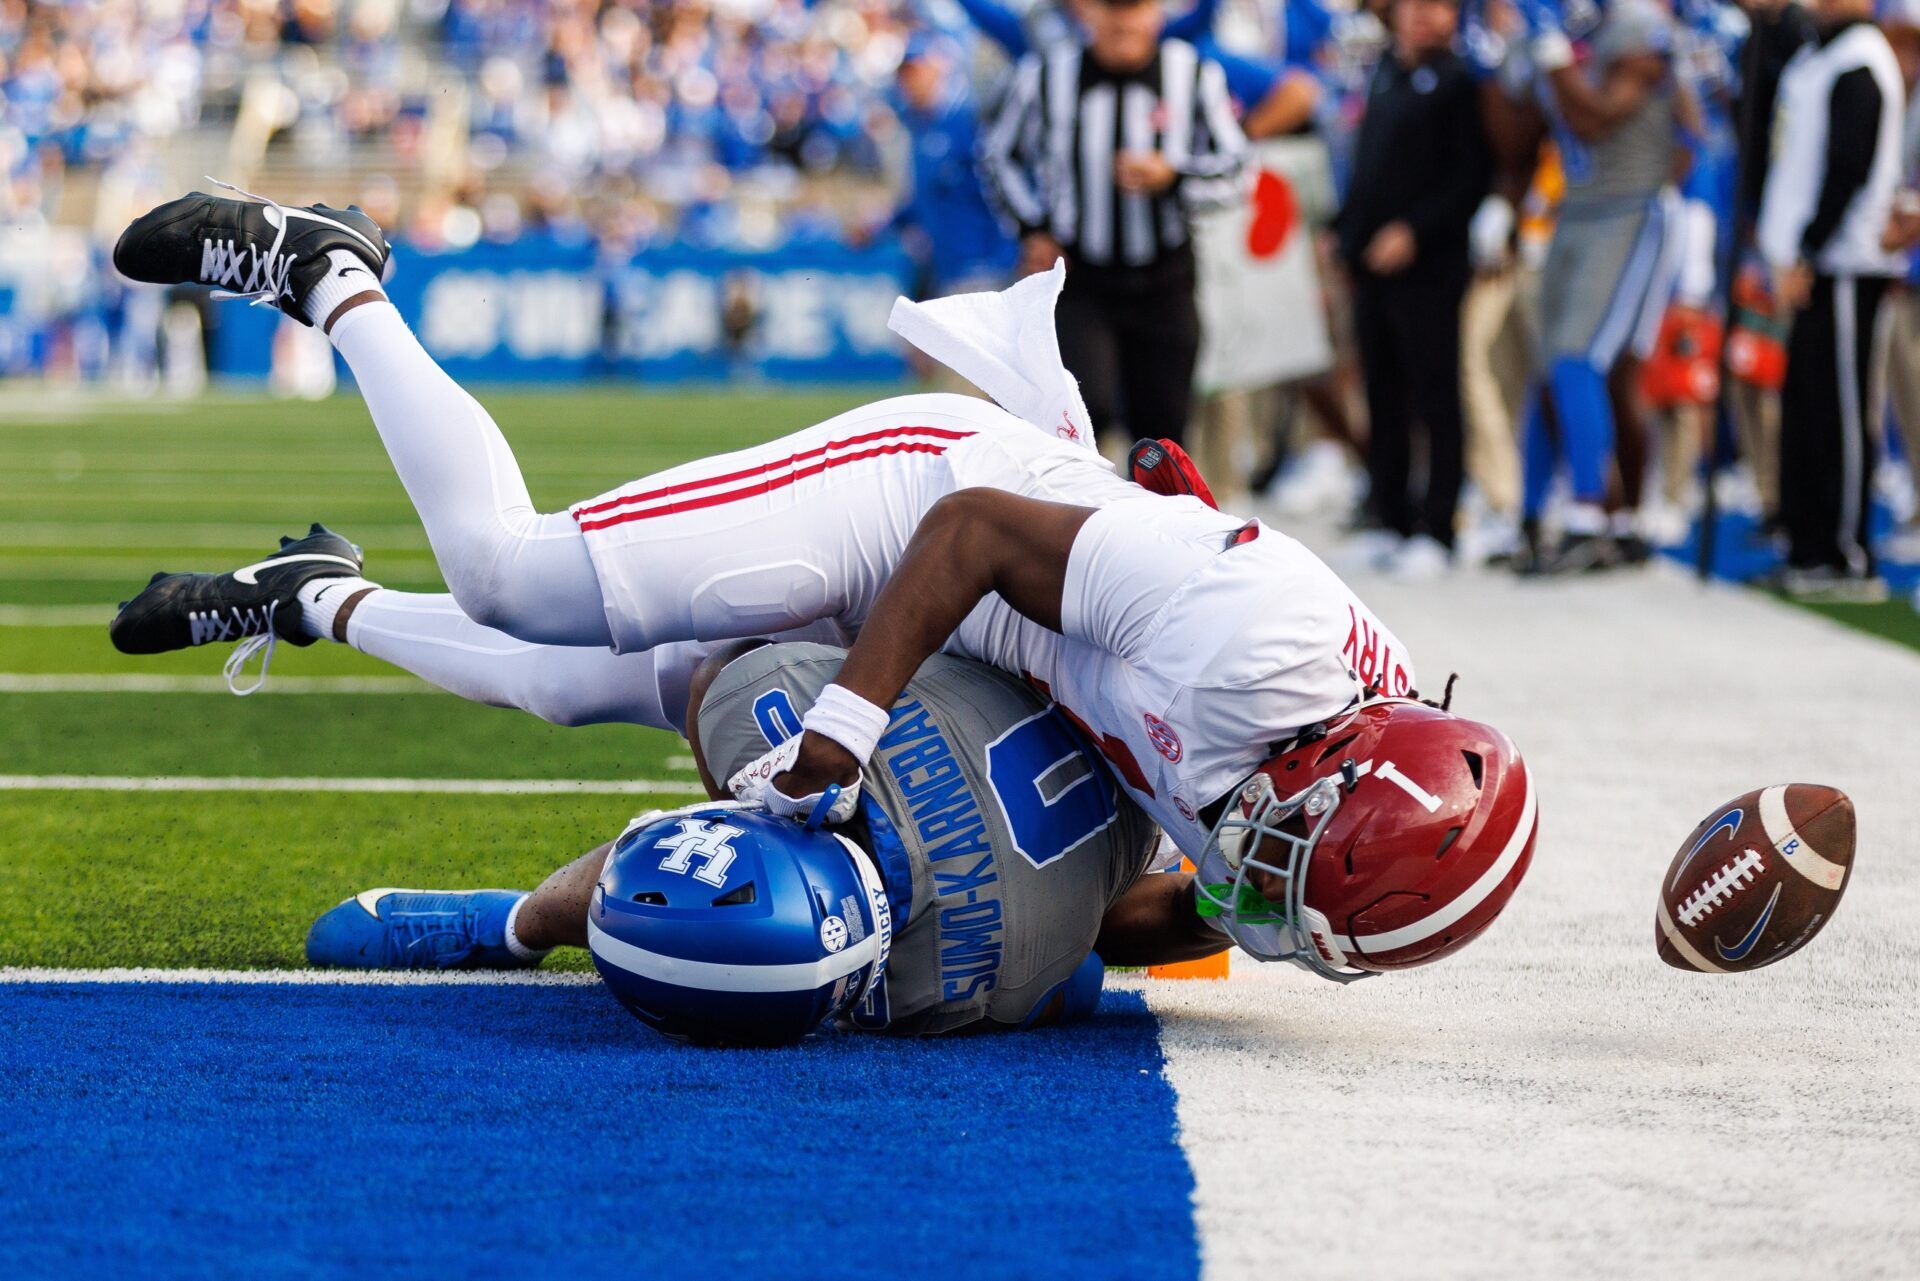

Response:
(1554, 0), (1677, 212)
(699, 643), (1158, 1036)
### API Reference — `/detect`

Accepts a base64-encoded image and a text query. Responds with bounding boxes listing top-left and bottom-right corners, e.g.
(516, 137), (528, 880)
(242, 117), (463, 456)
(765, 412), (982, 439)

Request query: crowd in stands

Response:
(6, 0), (1920, 600)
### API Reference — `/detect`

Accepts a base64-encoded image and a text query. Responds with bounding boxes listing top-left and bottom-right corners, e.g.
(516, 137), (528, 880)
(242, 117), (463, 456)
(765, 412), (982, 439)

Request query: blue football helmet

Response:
(587, 803), (893, 1047)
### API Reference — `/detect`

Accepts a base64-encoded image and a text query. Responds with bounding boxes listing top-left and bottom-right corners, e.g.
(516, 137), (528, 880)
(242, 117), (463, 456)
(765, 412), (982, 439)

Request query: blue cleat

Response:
(306, 888), (545, 970)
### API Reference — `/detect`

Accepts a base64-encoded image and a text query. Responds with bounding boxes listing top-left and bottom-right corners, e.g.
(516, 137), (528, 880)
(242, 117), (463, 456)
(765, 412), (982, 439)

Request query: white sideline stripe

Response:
(0, 605), (111, 626)
(0, 967), (601, 986)
(0, 674), (438, 694)
(0, 775), (702, 796)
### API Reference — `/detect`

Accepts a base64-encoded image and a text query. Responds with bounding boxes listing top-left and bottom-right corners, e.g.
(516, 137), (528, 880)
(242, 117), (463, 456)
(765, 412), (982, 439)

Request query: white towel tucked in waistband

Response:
(886, 260), (1097, 453)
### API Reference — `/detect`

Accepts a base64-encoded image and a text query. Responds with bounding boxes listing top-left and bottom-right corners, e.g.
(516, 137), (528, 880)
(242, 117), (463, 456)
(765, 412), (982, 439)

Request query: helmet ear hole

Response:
(1315, 734), (1359, 765)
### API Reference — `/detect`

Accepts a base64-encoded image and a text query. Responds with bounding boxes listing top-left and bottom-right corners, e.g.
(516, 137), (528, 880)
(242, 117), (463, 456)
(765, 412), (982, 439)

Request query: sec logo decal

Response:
(1144, 713), (1182, 762)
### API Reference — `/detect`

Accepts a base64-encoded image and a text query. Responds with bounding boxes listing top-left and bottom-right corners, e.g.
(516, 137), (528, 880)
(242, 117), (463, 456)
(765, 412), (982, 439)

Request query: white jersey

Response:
(571, 392), (1415, 854)
(942, 423), (1414, 847)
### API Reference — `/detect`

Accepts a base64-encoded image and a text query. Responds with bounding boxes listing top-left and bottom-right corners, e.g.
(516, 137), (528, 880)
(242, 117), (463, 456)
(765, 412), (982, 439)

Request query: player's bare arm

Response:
(772, 489), (1094, 799)
(1093, 874), (1232, 967)
(1545, 52), (1665, 142)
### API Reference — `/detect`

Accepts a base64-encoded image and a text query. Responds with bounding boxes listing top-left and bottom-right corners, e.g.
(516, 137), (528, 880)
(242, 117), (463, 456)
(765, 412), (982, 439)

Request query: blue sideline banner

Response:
(605, 243), (911, 384)
(388, 237), (606, 384)
(203, 236), (914, 384)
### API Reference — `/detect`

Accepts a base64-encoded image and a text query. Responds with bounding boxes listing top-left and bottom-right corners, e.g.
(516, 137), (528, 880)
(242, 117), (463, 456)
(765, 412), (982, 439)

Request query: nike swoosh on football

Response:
(1672, 808), (1743, 890)
(1714, 882), (1781, 962)
(231, 552), (361, 585)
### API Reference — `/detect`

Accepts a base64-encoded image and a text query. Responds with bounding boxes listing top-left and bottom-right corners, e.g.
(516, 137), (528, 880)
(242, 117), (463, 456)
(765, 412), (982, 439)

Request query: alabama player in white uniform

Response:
(109, 188), (1533, 979)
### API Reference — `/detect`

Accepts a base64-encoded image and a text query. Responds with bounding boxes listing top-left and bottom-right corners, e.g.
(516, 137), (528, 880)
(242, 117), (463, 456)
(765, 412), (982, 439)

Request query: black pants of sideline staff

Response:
(1780, 272), (1891, 576)
(1351, 261), (1468, 548)
(1056, 252), (1201, 447)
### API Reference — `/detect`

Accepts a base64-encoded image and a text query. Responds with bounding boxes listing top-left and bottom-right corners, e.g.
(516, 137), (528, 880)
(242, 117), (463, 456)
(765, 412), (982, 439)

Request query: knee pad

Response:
(685, 553), (834, 642)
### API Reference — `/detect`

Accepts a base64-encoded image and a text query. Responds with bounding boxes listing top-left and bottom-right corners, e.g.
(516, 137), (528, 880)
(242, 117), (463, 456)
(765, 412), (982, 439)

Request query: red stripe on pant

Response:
(574, 439), (962, 534)
(572, 425), (976, 521)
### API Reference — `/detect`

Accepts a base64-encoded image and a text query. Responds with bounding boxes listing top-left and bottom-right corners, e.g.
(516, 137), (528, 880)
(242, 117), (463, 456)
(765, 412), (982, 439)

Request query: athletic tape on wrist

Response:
(801, 684), (892, 766)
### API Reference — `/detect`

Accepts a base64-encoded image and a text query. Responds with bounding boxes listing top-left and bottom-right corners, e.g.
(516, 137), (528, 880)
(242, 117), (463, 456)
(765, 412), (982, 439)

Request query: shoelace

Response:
(188, 598), (278, 696)
(199, 177), (293, 306)
(224, 633), (276, 697)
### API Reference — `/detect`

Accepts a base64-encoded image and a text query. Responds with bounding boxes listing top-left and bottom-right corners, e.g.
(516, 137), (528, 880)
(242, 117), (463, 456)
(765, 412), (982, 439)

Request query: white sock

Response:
(296, 575), (379, 641)
(304, 248), (386, 328)
(1562, 502), (1608, 537)
(335, 588), (685, 730)
(502, 893), (549, 961)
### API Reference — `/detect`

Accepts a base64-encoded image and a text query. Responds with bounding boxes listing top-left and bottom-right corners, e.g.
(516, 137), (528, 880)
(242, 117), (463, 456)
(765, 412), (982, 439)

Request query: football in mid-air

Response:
(1655, 784), (1854, 973)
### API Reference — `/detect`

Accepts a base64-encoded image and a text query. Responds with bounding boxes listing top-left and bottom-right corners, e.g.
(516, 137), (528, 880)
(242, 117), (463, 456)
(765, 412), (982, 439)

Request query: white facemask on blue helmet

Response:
(588, 802), (893, 1046)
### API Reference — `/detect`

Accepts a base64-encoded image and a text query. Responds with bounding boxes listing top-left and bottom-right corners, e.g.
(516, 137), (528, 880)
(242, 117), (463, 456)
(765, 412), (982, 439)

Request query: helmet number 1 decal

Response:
(655, 818), (744, 888)
(1372, 761), (1442, 813)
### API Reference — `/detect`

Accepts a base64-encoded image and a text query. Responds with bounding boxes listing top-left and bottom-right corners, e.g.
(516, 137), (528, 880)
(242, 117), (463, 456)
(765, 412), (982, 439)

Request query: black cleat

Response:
(1521, 531), (1624, 577)
(1612, 532), (1653, 566)
(112, 183), (391, 324)
(110, 524), (364, 656)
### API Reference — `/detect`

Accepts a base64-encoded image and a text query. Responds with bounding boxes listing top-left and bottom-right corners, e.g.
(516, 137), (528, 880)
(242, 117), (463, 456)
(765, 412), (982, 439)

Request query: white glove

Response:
(1469, 195), (1515, 272)
(727, 735), (863, 826)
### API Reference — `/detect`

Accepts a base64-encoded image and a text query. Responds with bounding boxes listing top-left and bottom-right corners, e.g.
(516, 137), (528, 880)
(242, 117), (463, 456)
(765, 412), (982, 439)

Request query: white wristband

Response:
(1532, 31), (1574, 72)
(801, 684), (892, 767)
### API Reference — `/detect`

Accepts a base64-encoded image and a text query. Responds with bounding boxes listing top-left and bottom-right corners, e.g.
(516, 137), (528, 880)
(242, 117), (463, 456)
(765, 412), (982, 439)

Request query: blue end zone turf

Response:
(1, 984), (1198, 1281)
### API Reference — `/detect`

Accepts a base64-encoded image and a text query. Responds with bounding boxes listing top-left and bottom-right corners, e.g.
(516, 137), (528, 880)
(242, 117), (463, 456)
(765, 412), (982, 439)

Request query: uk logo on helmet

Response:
(654, 819), (742, 888)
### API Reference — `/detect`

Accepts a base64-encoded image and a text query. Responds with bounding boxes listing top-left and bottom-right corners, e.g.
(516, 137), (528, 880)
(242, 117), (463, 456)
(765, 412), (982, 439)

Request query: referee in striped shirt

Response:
(981, 0), (1247, 447)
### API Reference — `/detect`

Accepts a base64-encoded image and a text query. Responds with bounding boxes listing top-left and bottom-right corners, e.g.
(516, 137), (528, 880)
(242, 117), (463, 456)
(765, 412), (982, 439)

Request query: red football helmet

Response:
(1194, 698), (1537, 982)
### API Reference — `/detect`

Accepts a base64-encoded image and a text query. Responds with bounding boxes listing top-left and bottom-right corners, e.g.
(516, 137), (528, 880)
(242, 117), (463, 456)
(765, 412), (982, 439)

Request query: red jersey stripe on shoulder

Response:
(572, 425), (976, 520)
(575, 439), (958, 533)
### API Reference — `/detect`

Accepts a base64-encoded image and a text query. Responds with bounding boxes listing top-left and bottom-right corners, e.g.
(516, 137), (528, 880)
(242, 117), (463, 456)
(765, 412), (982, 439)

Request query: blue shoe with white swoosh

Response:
(108, 524), (363, 657)
(307, 889), (546, 971)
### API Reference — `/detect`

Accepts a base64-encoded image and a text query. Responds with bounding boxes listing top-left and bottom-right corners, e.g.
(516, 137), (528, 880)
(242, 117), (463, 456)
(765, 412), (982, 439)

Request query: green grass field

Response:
(1786, 595), (1920, 652)
(0, 387), (879, 970)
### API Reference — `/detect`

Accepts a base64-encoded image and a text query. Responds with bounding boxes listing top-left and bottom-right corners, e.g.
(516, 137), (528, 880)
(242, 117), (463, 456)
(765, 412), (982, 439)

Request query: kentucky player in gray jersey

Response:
(1515, 0), (1683, 572)
(305, 641), (1226, 1038)
(693, 642), (1166, 1033)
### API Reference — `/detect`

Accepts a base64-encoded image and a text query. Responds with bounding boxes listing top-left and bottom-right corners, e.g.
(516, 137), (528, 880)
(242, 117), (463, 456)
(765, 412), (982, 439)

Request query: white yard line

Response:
(0, 522), (433, 548)
(0, 673), (438, 694)
(0, 775), (701, 795)
(0, 605), (112, 626)
(0, 967), (601, 985)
